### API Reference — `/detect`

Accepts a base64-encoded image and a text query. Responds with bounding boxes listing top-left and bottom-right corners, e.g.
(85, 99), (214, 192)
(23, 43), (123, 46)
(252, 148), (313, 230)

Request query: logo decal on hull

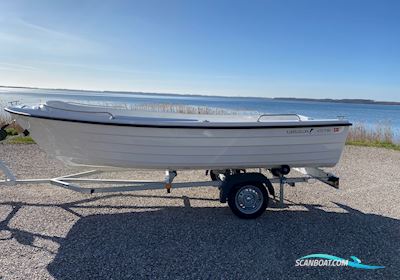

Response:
(286, 127), (342, 135)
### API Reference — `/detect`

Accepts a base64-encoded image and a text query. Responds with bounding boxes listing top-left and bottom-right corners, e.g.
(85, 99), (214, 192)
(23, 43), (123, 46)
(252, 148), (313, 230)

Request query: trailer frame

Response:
(0, 160), (340, 217)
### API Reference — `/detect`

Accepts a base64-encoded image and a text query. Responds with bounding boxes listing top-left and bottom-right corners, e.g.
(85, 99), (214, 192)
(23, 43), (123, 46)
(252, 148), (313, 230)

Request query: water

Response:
(1, 87), (399, 137)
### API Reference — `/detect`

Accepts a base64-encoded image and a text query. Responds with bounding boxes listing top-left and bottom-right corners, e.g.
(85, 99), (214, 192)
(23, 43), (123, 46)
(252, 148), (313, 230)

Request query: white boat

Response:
(5, 101), (351, 170)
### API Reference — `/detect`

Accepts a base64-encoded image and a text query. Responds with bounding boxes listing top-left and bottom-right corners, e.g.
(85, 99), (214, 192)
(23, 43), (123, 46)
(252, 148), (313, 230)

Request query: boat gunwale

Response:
(5, 108), (352, 129)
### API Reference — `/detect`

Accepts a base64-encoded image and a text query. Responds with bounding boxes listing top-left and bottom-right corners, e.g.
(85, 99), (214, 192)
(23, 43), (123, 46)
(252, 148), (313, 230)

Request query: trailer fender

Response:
(219, 173), (274, 203)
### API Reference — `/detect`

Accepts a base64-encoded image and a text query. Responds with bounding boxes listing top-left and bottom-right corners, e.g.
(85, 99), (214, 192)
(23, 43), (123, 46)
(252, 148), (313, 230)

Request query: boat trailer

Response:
(0, 160), (339, 219)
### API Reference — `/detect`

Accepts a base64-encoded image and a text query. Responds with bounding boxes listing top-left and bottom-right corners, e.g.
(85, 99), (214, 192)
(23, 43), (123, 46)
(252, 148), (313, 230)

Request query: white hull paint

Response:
(12, 114), (349, 170)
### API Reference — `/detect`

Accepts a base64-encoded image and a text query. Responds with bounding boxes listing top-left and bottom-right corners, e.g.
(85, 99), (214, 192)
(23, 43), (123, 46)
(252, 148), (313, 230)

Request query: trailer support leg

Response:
(0, 160), (16, 184)
(164, 170), (177, 193)
(279, 176), (285, 208)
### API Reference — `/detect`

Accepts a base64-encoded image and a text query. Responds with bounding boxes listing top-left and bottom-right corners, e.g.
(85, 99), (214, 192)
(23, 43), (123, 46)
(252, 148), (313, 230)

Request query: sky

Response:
(0, 0), (399, 101)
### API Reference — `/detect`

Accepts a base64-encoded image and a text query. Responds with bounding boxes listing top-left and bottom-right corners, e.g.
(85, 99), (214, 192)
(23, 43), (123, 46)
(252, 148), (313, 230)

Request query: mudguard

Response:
(219, 172), (274, 203)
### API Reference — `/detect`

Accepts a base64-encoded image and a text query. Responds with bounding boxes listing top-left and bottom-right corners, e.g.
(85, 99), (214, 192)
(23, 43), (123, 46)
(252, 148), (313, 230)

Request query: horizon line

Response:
(1, 84), (399, 105)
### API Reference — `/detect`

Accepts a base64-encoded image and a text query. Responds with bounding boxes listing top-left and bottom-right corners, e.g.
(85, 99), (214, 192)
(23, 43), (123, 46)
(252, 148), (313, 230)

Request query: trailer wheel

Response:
(228, 182), (269, 219)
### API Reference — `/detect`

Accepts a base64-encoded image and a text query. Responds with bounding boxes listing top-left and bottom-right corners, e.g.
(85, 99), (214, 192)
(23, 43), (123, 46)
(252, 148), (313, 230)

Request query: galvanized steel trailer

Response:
(0, 160), (339, 219)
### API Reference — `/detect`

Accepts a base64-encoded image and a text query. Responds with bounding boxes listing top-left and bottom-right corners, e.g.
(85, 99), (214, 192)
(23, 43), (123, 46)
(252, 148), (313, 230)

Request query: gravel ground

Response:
(0, 144), (399, 280)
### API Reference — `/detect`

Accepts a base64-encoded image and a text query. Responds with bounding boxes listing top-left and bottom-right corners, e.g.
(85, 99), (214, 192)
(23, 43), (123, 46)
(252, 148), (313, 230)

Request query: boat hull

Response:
(13, 115), (349, 170)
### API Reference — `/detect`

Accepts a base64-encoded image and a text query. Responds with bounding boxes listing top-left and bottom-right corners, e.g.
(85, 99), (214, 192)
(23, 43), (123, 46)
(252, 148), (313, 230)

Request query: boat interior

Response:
(8, 100), (350, 126)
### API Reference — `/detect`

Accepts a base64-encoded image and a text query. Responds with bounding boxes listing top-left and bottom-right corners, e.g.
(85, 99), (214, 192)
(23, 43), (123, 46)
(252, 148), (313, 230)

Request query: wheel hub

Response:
(235, 186), (263, 214)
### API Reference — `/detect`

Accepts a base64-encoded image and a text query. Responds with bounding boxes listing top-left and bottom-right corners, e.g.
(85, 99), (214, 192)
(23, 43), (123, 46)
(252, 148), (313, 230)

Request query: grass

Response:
(1, 127), (35, 144)
(5, 127), (19, 136)
(346, 140), (400, 151)
(0, 99), (34, 144)
(346, 122), (400, 151)
(5, 136), (35, 144)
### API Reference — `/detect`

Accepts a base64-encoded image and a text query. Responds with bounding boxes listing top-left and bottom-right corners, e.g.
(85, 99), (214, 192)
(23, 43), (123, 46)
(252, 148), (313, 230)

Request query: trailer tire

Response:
(228, 182), (269, 219)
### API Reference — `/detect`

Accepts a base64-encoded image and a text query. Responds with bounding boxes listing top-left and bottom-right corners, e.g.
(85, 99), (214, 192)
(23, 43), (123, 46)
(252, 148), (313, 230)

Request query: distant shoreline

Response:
(1, 85), (399, 106)
(273, 97), (400, 106)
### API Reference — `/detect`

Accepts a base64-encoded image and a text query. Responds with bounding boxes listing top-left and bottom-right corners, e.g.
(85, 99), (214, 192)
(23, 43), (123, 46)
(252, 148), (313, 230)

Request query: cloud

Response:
(0, 62), (38, 72)
(0, 18), (102, 56)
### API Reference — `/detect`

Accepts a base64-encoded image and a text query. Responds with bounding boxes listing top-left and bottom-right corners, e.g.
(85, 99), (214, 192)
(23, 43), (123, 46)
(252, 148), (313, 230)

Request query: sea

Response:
(1, 87), (399, 138)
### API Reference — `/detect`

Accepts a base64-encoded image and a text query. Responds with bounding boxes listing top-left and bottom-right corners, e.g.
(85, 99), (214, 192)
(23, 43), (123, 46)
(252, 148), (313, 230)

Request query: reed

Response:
(116, 102), (242, 115)
(347, 122), (394, 143)
(346, 122), (400, 150)
(0, 100), (12, 125)
(56, 101), (242, 115)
